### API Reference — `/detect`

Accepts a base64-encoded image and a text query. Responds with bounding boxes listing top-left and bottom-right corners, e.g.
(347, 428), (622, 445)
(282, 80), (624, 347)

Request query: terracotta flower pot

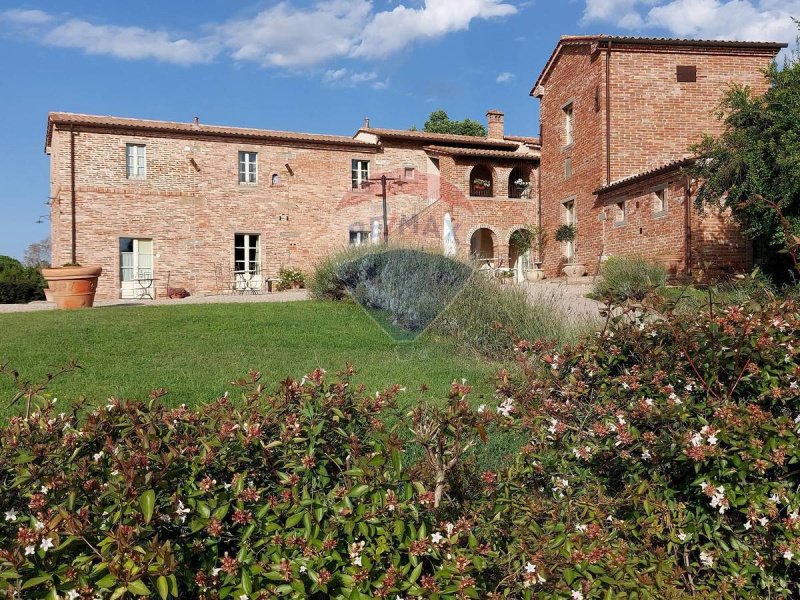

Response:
(525, 268), (546, 282)
(562, 264), (587, 278)
(41, 265), (102, 310)
(43, 288), (54, 302)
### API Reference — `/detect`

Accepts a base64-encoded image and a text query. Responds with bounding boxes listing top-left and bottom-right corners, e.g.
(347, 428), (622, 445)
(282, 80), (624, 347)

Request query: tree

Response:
(22, 236), (50, 268)
(688, 40), (800, 275)
(418, 110), (486, 137)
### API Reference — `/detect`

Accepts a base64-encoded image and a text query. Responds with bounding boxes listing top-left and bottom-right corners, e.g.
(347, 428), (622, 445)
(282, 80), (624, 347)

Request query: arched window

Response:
(508, 167), (530, 199)
(470, 165), (493, 197)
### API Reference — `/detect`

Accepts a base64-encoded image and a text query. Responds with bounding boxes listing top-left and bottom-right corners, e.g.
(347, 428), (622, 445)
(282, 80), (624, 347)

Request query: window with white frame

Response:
(563, 103), (574, 146)
(234, 234), (260, 274)
(352, 159), (370, 189)
(653, 188), (666, 214)
(349, 230), (371, 246)
(563, 199), (576, 260)
(239, 152), (258, 183)
(126, 144), (146, 179)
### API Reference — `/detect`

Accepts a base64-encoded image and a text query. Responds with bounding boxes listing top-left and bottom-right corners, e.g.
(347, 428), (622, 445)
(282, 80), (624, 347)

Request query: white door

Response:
(234, 234), (261, 291)
(120, 238), (154, 299)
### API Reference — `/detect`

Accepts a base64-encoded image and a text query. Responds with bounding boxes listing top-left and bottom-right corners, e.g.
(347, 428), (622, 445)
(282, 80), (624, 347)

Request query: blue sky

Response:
(0, 0), (797, 260)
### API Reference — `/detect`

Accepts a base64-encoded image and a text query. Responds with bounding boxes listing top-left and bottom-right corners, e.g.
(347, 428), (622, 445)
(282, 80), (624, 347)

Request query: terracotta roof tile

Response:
(424, 145), (539, 160)
(594, 157), (695, 195)
(357, 127), (520, 148)
(46, 112), (378, 152)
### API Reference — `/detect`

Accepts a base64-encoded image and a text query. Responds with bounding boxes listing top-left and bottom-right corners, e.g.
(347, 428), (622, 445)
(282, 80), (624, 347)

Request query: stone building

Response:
(46, 35), (787, 299)
(46, 111), (539, 299)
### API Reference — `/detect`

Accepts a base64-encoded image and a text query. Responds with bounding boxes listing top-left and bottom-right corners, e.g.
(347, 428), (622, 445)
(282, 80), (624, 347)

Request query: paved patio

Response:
(0, 290), (310, 313)
(521, 277), (604, 322)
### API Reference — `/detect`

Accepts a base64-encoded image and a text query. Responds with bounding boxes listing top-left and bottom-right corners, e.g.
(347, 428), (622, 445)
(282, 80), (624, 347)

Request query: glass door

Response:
(234, 234), (261, 291)
(120, 238), (154, 299)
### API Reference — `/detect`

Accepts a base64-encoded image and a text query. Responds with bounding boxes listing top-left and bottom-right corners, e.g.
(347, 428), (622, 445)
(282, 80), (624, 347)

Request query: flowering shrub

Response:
(276, 267), (304, 291)
(2, 293), (799, 598)
(466, 295), (800, 597)
(0, 368), (485, 599)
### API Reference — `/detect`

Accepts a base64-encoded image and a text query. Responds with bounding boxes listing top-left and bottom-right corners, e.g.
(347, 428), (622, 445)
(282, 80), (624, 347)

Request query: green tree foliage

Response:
(689, 42), (800, 272)
(420, 110), (487, 137)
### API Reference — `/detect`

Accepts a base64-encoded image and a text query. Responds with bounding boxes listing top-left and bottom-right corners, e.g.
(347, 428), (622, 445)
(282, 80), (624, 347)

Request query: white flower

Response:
(67, 591), (80, 600)
(212, 567), (222, 576)
(299, 565), (307, 574)
(93, 451), (104, 462)
(641, 449), (652, 461)
(744, 521), (752, 530)
(32, 519), (44, 530)
(496, 398), (514, 418)
(4, 509), (17, 522)
(445, 522), (455, 536)
(40, 485), (49, 495)
(707, 434), (718, 446)
(644, 397), (653, 406)
(353, 555), (362, 566)
(771, 493), (781, 504)
(40, 537), (54, 552)
(759, 517), (769, 527)
(524, 562), (537, 573)
(690, 433), (703, 447)
(106, 402), (115, 411)
(575, 523), (587, 533)
(784, 549), (795, 561)
(431, 532), (444, 544)
(477, 404), (486, 414)
(24, 545), (35, 556)
(677, 531), (687, 542)
(239, 595), (249, 600)
(699, 550), (713, 568)
(176, 500), (190, 522)
(571, 591), (584, 600)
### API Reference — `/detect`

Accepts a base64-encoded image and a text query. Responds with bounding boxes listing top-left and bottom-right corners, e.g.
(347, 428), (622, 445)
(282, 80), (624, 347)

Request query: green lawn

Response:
(0, 300), (501, 419)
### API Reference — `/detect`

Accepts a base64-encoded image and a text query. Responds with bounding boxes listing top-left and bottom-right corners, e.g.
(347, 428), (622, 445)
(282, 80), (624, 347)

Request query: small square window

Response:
(653, 189), (666, 214)
(676, 65), (697, 83)
(564, 157), (572, 179)
(126, 144), (146, 179)
(404, 167), (415, 179)
(239, 152), (257, 183)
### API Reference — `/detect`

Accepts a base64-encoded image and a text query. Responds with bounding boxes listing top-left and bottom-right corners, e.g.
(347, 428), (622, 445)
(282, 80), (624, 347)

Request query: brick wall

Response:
(537, 40), (777, 277)
(49, 123), (538, 299)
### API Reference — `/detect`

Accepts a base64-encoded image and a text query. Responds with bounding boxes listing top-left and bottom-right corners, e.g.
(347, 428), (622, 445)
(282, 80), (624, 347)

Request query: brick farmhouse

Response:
(46, 35), (786, 300)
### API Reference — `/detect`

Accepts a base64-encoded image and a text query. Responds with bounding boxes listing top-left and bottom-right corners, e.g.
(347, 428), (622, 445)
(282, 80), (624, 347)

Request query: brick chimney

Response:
(486, 110), (504, 139)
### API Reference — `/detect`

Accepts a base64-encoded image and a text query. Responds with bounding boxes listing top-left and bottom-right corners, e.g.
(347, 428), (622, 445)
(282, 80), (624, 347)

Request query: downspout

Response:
(70, 124), (77, 265)
(605, 42), (612, 186)
(685, 178), (693, 277)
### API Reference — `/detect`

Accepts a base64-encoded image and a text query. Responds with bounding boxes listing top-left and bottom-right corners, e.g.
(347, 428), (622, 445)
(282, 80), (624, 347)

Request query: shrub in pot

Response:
(554, 224), (586, 277)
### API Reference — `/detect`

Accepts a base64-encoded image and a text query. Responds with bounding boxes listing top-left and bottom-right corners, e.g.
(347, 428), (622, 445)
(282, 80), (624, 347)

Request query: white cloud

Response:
(215, 0), (372, 67)
(0, 8), (53, 24)
(322, 67), (388, 89)
(582, 0), (799, 46)
(496, 71), (515, 83)
(43, 19), (217, 65)
(0, 1), (518, 72)
(354, 0), (516, 58)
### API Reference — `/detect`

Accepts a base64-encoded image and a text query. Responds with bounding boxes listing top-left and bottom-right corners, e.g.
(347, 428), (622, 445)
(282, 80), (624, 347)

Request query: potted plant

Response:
(277, 267), (305, 291)
(554, 223), (586, 277)
(510, 226), (547, 282)
(472, 178), (491, 191)
(40, 262), (103, 309)
(513, 178), (531, 199)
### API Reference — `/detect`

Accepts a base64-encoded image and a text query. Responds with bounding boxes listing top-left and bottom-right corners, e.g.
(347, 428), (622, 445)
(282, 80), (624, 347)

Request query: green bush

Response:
(432, 274), (592, 358)
(0, 256), (45, 304)
(0, 371), (486, 599)
(276, 267), (305, 291)
(593, 255), (666, 302)
(1, 294), (799, 597)
(323, 248), (473, 331)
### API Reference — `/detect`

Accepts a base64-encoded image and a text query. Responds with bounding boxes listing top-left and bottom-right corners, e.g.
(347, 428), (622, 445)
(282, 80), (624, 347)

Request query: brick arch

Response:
(468, 164), (496, 198)
(465, 224), (500, 261)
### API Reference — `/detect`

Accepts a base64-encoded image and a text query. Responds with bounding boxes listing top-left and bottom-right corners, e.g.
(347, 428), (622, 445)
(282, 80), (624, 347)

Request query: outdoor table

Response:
(133, 277), (158, 299)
